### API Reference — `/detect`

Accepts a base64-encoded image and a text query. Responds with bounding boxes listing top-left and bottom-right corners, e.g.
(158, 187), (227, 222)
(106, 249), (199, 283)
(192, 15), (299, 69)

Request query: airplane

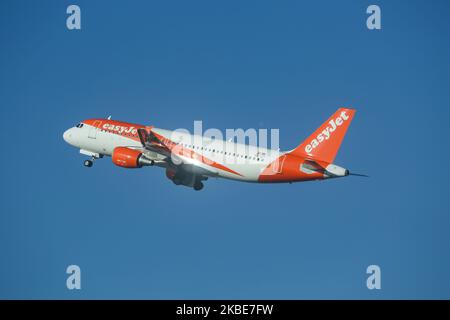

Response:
(63, 108), (362, 191)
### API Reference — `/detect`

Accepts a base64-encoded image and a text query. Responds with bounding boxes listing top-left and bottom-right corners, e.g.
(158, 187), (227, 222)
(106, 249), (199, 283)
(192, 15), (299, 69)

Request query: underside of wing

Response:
(137, 128), (172, 157)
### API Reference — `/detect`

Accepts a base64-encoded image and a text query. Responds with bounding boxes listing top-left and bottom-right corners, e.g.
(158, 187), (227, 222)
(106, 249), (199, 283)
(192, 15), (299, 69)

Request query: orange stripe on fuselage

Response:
(83, 119), (147, 142)
(151, 131), (243, 177)
(258, 154), (325, 182)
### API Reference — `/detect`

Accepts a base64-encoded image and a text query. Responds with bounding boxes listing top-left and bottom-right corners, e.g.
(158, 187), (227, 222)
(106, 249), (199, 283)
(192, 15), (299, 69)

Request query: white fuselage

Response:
(63, 121), (282, 182)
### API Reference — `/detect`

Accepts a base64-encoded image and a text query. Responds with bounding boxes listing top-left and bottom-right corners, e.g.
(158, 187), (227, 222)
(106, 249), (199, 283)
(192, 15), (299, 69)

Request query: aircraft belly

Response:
(189, 158), (261, 182)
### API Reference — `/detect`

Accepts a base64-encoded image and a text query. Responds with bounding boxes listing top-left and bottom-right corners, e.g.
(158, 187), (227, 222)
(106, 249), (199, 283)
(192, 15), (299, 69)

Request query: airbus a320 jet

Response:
(63, 108), (361, 191)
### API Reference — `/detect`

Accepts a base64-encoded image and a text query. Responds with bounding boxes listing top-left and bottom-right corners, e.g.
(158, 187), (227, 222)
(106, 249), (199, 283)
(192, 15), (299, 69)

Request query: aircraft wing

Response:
(137, 128), (172, 157)
(137, 127), (220, 177)
(137, 127), (189, 166)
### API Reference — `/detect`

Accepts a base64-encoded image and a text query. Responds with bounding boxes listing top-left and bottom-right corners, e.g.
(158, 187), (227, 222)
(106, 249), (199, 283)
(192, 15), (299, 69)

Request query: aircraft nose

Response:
(63, 128), (72, 143)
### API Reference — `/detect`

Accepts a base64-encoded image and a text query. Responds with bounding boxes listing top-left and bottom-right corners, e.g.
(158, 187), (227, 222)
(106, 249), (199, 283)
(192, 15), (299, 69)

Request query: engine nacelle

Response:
(112, 147), (153, 168)
(165, 166), (205, 190)
(165, 166), (195, 187)
(166, 167), (177, 180)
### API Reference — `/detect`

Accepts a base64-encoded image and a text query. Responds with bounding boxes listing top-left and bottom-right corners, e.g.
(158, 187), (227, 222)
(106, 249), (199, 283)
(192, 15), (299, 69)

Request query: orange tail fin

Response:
(289, 108), (356, 163)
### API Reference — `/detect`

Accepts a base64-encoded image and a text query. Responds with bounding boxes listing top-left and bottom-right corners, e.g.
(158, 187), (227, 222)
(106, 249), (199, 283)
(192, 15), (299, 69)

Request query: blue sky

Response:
(1, 0), (450, 299)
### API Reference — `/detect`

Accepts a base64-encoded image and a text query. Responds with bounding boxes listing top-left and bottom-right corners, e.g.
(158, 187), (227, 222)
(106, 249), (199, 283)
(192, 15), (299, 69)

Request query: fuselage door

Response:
(272, 154), (286, 174)
(88, 120), (102, 139)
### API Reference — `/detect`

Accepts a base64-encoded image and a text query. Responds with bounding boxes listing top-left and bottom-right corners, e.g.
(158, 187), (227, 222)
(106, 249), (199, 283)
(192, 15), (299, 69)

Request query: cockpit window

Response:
(75, 123), (84, 128)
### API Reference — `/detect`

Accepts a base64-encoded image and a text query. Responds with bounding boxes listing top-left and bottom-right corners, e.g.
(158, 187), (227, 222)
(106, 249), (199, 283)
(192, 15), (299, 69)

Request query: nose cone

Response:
(63, 128), (73, 144)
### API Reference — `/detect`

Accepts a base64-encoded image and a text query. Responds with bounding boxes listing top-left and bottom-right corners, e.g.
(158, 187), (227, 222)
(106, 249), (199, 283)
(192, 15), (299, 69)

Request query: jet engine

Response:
(112, 147), (154, 168)
(165, 166), (205, 190)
